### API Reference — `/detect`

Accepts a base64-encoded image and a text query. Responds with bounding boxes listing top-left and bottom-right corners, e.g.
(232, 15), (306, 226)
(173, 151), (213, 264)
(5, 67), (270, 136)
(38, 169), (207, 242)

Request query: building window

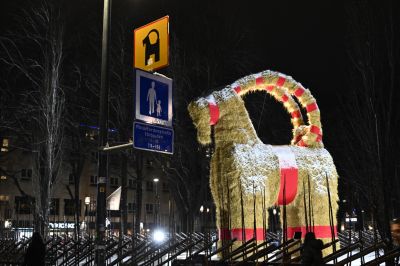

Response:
(162, 182), (169, 192)
(128, 202), (136, 213)
(21, 169), (32, 180)
(0, 195), (9, 202)
(50, 198), (59, 216)
(145, 203), (153, 214)
(0, 175), (7, 180)
(15, 196), (33, 214)
(146, 181), (153, 192)
(64, 199), (81, 216)
(128, 178), (136, 189)
(90, 175), (97, 185)
(69, 174), (75, 185)
(110, 177), (118, 187)
(1, 138), (9, 152)
(85, 130), (96, 140)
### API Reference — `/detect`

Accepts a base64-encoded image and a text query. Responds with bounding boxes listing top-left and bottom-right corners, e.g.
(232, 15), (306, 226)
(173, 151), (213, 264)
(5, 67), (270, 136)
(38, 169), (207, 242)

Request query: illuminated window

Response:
(1, 138), (8, 152)
(0, 175), (6, 180)
(0, 195), (9, 202)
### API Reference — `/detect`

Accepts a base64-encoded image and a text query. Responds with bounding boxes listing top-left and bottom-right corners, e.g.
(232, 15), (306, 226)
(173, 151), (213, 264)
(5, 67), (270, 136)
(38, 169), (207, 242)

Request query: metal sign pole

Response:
(95, 0), (111, 264)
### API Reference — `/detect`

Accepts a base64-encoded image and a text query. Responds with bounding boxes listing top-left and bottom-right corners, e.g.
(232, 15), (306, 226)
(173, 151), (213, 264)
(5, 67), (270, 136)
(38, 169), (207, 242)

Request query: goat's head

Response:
(188, 95), (214, 145)
(188, 86), (239, 145)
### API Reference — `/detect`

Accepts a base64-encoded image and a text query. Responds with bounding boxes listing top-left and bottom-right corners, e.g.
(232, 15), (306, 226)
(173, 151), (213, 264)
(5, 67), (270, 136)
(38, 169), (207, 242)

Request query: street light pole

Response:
(85, 197), (91, 237)
(153, 178), (159, 227)
(96, 0), (111, 264)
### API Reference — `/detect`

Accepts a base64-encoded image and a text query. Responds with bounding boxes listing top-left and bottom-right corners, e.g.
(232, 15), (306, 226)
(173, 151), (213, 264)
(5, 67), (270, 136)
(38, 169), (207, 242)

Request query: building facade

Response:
(0, 133), (179, 239)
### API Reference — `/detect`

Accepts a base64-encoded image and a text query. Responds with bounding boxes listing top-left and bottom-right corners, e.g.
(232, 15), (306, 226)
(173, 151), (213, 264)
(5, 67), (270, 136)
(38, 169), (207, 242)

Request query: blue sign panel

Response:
(135, 70), (173, 127)
(133, 121), (173, 154)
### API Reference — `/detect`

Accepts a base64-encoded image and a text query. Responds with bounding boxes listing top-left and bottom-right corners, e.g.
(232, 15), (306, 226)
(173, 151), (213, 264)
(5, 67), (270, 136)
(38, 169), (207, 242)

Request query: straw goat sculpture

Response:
(188, 70), (339, 252)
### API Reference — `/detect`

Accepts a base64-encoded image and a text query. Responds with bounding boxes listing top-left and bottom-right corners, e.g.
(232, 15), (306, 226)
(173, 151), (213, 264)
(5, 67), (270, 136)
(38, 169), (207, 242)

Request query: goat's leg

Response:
(310, 192), (339, 256)
(288, 191), (338, 256)
(282, 205), (303, 259)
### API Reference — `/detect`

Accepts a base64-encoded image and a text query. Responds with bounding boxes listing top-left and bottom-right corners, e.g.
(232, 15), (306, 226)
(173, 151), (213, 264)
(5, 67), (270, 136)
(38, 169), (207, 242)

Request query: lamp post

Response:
(85, 197), (91, 237)
(153, 178), (159, 227)
(206, 207), (209, 231)
(96, 0), (111, 264)
(361, 209), (365, 230)
(199, 205), (204, 232)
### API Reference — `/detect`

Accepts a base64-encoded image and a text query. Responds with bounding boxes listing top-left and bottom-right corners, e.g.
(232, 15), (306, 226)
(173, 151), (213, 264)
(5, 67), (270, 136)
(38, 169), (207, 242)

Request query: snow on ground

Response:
(325, 249), (385, 265)
(70, 248), (391, 265)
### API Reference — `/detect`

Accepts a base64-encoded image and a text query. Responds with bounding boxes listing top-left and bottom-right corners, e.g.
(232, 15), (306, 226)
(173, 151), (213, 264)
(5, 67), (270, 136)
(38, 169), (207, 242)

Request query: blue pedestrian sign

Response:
(133, 121), (174, 154)
(135, 69), (173, 127)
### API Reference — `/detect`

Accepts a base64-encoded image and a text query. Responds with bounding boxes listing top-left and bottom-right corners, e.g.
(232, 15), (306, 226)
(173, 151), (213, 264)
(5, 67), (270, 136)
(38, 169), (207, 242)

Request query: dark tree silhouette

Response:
(0, 1), (66, 236)
(340, 1), (399, 260)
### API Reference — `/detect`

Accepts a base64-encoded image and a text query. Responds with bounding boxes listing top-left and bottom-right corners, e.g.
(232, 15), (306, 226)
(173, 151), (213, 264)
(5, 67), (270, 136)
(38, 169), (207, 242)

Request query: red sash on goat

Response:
(219, 226), (337, 241)
(205, 95), (220, 125)
(271, 146), (298, 205)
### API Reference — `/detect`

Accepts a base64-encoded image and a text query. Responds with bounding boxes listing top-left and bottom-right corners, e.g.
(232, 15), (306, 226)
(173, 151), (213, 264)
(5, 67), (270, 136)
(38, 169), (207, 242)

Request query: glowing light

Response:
(153, 229), (166, 243)
(85, 196), (91, 205)
(200, 205), (204, 213)
(4, 220), (11, 228)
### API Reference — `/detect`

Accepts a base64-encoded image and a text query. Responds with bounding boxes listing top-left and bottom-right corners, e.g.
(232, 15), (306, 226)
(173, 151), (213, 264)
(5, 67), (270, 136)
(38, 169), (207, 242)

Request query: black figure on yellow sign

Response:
(143, 29), (160, 66)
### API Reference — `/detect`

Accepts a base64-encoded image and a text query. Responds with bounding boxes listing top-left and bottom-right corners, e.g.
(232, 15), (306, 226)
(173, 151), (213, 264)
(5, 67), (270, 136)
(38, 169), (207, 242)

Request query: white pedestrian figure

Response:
(156, 100), (162, 117)
(147, 81), (157, 115)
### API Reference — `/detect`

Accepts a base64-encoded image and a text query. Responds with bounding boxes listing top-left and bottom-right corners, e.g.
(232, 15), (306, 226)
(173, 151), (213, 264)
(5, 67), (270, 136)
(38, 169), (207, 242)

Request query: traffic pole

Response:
(96, 0), (111, 264)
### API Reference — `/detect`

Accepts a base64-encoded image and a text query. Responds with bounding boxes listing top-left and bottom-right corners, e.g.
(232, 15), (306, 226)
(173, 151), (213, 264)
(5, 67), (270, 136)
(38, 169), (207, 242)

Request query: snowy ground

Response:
(65, 248), (393, 265)
(107, 249), (387, 265)
(325, 249), (385, 265)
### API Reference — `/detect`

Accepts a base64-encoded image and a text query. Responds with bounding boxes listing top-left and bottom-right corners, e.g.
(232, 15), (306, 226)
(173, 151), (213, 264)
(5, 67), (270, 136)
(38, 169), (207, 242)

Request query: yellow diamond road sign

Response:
(134, 16), (169, 71)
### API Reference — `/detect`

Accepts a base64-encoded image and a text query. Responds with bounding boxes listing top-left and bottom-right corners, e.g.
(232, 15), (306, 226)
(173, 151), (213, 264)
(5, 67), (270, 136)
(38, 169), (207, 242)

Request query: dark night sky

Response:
(0, 0), (343, 90)
(0, 0), (343, 145)
(128, 0), (344, 95)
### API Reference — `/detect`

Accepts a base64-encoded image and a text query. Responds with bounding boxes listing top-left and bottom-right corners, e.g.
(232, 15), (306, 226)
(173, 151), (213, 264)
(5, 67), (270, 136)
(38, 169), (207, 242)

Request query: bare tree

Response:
(108, 22), (133, 236)
(0, 0), (66, 236)
(341, 0), (399, 256)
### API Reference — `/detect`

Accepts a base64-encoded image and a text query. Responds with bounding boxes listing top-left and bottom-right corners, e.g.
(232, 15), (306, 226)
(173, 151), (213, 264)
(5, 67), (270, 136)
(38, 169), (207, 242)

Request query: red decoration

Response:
(286, 225), (338, 239)
(276, 77), (286, 87)
(306, 102), (318, 112)
(294, 87), (305, 97)
(276, 168), (298, 205)
(256, 76), (264, 86)
(234, 86), (241, 94)
(208, 103), (220, 125)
